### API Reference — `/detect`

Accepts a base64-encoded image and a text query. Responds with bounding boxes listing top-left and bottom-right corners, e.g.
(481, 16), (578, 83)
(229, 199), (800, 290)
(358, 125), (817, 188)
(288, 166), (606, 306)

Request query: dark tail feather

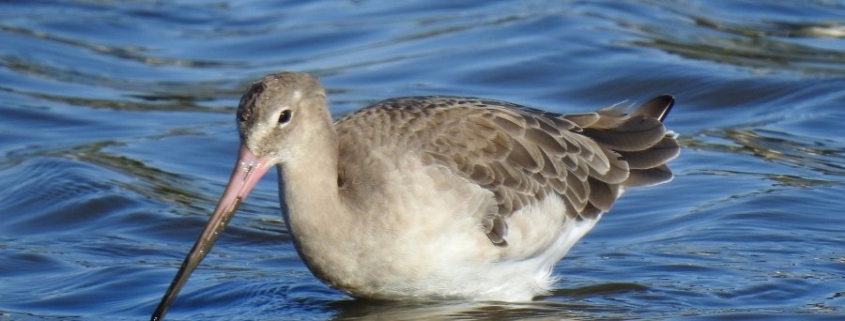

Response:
(620, 95), (678, 187)
(630, 95), (674, 122)
(617, 136), (680, 170)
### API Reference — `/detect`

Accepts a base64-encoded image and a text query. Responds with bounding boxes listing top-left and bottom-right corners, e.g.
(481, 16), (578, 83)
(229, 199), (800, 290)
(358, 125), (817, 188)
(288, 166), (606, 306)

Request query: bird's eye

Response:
(278, 109), (292, 125)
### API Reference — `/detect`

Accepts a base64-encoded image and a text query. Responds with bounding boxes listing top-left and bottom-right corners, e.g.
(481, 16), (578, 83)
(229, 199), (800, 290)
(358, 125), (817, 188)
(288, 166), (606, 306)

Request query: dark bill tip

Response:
(151, 146), (270, 320)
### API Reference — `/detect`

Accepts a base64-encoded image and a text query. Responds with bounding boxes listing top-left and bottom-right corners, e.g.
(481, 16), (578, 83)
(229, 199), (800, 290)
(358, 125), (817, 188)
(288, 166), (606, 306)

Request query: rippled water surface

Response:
(2, 1), (845, 320)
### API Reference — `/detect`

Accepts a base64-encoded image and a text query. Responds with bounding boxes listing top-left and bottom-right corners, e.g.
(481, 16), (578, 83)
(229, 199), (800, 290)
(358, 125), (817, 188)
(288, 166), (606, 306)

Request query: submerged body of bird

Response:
(151, 72), (679, 320)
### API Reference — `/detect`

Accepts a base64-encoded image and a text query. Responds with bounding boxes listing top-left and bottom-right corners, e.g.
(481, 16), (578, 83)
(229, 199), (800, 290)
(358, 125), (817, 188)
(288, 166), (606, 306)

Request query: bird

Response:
(150, 71), (679, 320)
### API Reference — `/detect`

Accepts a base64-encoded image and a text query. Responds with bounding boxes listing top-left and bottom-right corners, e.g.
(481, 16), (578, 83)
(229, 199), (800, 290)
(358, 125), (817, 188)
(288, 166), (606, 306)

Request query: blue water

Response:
(2, 1), (845, 320)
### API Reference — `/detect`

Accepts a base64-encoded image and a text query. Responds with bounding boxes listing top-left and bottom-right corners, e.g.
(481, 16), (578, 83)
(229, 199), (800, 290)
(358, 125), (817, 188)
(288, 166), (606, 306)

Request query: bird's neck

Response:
(275, 126), (352, 265)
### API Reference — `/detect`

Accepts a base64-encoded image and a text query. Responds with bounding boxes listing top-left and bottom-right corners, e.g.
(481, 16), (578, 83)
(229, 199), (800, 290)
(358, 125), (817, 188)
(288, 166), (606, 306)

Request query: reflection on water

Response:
(687, 127), (845, 179)
(717, 128), (845, 176)
(1, 0), (845, 320)
(624, 3), (845, 76)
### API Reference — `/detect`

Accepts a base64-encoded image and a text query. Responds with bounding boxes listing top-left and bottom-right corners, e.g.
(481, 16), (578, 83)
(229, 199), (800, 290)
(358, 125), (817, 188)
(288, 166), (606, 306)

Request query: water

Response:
(2, 0), (844, 320)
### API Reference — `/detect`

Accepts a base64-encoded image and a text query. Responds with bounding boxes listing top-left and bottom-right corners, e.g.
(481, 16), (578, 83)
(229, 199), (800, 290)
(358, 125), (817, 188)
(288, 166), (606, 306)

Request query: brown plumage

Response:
(336, 95), (678, 245)
(151, 72), (680, 321)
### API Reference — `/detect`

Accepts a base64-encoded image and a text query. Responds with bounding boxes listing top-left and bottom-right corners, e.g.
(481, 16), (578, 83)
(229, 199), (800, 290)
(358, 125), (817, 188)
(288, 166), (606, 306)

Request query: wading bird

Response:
(151, 72), (679, 320)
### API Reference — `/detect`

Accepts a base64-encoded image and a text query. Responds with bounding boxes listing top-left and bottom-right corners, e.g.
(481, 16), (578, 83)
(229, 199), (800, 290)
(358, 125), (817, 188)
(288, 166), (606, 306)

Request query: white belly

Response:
(323, 161), (603, 301)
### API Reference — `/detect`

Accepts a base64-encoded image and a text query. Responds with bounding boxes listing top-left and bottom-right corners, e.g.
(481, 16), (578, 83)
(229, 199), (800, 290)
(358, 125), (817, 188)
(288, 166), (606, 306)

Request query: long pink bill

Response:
(151, 145), (271, 321)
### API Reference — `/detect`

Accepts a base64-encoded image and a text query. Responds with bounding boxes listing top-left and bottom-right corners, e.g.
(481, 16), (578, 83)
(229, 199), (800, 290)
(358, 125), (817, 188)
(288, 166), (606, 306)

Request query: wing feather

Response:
(335, 95), (678, 246)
